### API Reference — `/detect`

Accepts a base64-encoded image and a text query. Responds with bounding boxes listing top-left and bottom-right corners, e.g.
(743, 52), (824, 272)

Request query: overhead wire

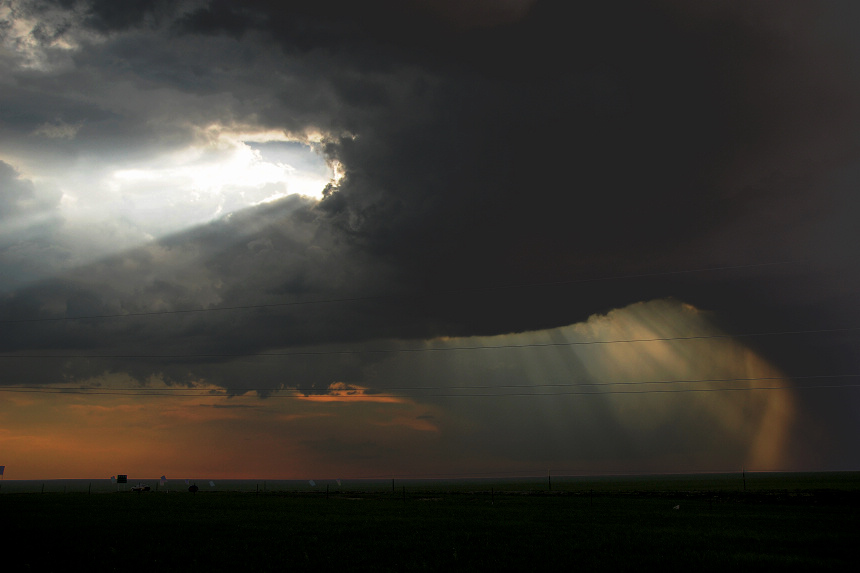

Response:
(3, 257), (853, 399)
(0, 326), (856, 360)
(0, 382), (857, 398)
(0, 260), (800, 324)
(0, 374), (858, 397)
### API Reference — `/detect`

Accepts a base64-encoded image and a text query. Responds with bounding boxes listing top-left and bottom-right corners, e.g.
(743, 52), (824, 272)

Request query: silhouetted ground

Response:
(3, 483), (857, 571)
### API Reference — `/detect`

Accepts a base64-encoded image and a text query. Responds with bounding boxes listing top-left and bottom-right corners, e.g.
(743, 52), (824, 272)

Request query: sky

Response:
(1, 0), (859, 480)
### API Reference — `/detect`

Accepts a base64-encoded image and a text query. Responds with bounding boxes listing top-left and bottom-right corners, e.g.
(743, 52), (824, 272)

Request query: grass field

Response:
(2, 474), (858, 571)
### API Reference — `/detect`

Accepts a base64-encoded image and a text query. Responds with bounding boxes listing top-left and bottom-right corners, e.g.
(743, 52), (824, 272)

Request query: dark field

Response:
(3, 474), (858, 571)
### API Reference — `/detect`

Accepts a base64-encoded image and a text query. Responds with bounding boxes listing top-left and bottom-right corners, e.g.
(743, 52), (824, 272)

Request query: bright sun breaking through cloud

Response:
(0, 123), (335, 292)
(25, 126), (329, 258)
(110, 127), (332, 212)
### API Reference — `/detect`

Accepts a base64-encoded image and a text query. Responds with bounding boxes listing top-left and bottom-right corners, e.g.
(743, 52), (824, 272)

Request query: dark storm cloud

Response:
(26, 0), (178, 32)
(0, 195), (399, 392)
(2, 0), (859, 399)
(281, 0), (860, 368)
(0, 160), (39, 220)
(0, 161), (66, 287)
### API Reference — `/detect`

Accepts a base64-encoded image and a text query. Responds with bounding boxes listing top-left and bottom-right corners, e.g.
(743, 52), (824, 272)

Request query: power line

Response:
(0, 374), (857, 397)
(0, 326), (856, 359)
(0, 382), (857, 398)
(397, 384), (860, 397)
(374, 373), (860, 390)
(0, 260), (799, 324)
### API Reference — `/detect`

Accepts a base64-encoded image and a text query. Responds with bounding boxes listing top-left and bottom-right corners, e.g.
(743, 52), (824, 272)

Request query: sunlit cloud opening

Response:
(111, 127), (332, 206)
(42, 127), (331, 251)
(330, 159), (345, 185)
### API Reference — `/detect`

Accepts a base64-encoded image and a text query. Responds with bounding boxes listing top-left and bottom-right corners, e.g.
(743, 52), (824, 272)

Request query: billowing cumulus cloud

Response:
(0, 0), (859, 478)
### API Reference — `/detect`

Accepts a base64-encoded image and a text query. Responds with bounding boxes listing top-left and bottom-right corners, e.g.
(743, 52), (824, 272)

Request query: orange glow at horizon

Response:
(294, 382), (407, 403)
(0, 379), (440, 480)
(0, 298), (803, 480)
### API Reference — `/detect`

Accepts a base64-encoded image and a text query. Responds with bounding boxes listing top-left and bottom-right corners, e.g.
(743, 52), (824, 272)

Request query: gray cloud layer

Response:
(2, 0), (859, 469)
